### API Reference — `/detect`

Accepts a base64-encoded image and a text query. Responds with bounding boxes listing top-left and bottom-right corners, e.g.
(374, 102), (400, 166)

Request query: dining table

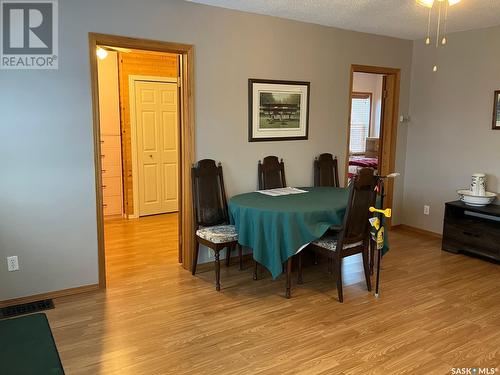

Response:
(229, 185), (389, 298)
(228, 186), (353, 280)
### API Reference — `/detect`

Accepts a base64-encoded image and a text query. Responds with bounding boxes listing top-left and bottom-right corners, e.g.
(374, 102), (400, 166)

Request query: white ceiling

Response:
(186, 0), (500, 40)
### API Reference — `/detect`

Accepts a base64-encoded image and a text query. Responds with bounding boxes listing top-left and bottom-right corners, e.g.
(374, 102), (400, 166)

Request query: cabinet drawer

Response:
(443, 220), (500, 258)
(103, 195), (122, 216)
(100, 135), (121, 148)
(101, 149), (122, 167)
(102, 177), (122, 197)
(101, 165), (122, 178)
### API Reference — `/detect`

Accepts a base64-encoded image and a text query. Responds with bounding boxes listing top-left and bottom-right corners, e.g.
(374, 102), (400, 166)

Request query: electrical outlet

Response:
(7, 256), (19, 272)
(424, 205), (430, 215)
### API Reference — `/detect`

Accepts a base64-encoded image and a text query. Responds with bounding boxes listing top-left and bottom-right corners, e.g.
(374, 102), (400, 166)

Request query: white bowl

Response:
(457, 189), (497, 207)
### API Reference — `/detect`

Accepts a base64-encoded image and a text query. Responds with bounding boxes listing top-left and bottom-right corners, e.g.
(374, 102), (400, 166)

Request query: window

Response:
(349, 93), (372, 154)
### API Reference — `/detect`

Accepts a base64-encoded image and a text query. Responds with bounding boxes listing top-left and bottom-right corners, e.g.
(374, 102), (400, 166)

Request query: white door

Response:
(135, 81), (179, 216)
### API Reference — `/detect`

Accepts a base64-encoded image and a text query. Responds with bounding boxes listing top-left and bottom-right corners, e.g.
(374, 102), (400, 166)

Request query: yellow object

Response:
(369, 207), (392, 218)
(369, 217), (380, 231)
(369, 207), (390, 250)
(376, 227), (385, 250)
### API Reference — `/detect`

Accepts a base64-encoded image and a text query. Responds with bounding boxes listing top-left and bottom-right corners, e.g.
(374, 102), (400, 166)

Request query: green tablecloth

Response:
(229, 187), (350, 279)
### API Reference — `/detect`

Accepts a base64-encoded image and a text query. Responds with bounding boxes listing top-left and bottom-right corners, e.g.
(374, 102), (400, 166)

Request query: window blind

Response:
(349, 95), (371, 154)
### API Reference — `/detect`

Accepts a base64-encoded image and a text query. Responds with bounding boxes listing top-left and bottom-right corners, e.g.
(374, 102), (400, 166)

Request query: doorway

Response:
(345, 65), (401, 219)
(89, 33), (195, 288)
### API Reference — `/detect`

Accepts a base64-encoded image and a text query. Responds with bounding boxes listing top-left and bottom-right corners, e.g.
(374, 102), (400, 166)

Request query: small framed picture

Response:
(248, 79), (310, 142)
(493, 90), (500, 130)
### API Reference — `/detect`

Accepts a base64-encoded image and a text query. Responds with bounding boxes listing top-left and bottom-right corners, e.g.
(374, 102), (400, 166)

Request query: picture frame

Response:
(248, 79), (310, 142)
(493, 90), (500, 130)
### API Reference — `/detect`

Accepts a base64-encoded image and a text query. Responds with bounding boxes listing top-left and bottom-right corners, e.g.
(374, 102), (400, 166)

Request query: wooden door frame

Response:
(89, 33), (195, 289)
(129, 75), (179, 218)
(345, 64), (401, 215)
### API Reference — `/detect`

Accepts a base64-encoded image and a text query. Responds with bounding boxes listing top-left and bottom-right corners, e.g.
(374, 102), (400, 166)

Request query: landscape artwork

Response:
(249, 79), (310, 141)
(259, 92), (301, 129)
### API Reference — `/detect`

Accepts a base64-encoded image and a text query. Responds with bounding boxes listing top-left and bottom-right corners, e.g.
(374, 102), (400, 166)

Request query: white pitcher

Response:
(471, 173), (486, 196)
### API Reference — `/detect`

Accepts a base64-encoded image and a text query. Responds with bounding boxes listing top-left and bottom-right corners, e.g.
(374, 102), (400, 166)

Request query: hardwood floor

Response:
(102, 214), (179, 286)
(47, 214), (500, 374)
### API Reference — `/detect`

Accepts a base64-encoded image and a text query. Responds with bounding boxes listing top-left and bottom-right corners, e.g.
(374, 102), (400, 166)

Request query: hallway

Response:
(104, 214), (179, 285)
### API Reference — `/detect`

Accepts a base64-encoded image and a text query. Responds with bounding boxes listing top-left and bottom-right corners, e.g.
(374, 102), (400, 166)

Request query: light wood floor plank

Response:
(46, 214), (500, 374)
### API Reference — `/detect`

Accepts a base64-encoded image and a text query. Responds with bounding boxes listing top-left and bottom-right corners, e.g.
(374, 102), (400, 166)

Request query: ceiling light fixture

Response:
(417, 0), (461, 72)
(96, 47), (108, 60)
(417, 0), (435, 7)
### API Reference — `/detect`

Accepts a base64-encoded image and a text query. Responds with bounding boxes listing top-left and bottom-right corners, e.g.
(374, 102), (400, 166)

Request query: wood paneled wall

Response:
(118, 50), (179, 216)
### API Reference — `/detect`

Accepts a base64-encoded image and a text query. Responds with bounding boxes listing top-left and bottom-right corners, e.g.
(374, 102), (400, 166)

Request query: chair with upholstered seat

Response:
(314, 153), (340, 188)
(192, 159), (242, 291)
(258, 156), (286, 190)
(298, 167), (377, 302)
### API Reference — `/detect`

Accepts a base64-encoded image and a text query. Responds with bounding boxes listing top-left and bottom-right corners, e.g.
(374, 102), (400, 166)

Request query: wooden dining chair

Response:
(258, 156), (286, 190)
(298, 167), (377, 302)
(255, 156), (287, 281)
(314, 153), (340, 187)
(314, 153), (342, 247)
(192, 159), (242, 291)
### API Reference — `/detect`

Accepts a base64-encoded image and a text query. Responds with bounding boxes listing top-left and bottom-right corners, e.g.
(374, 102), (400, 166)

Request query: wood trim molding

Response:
(352, 92), (371, 99)
(392, 224), (443, 239)
(351, 64), (401, 75)
(89, 34), (106, 288)
(0, 284), (99, 308)
(88, 33), (195, 288)
(385, 71), (401, 227)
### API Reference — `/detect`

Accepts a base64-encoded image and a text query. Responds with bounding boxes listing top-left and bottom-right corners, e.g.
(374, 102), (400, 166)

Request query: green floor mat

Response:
(0, 313), (64, 374)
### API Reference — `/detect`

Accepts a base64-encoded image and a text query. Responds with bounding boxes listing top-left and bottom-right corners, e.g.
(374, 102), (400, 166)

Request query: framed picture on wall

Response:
(248, 79), (310, 142)
(493, 90), (500, 130)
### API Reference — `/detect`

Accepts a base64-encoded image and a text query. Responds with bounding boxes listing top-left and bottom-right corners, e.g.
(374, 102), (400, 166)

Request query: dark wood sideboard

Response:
(442, 201), (500, 262)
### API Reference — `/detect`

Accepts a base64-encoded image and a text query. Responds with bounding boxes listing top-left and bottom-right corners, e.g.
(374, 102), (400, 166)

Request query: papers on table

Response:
(257, 187), (309, 197)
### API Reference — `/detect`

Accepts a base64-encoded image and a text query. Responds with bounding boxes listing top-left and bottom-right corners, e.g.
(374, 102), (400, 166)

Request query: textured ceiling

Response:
(185, 0), (500, 40)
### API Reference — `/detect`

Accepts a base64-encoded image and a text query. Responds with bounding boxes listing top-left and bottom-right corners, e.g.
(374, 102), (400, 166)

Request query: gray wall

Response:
(0, 0), (412, 300)
(403, 25), (500, 234)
